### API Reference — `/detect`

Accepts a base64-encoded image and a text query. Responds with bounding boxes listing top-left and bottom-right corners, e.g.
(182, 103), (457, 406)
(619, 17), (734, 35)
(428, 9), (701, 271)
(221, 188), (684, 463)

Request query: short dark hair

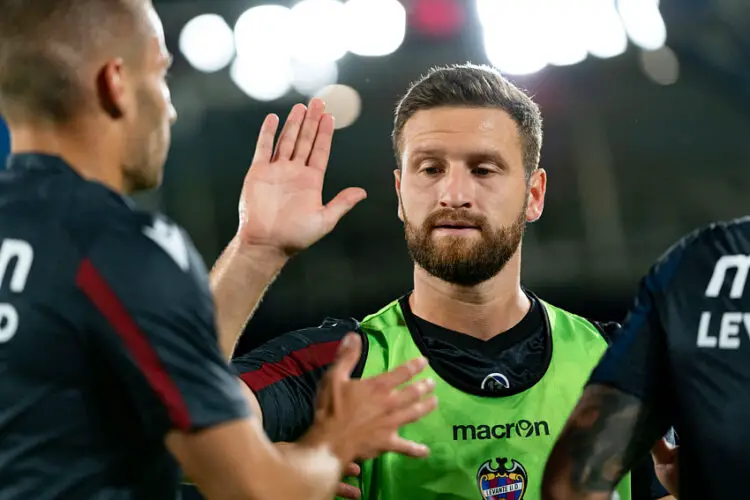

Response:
(392, 63), (543, 176)
(0, 0), (147, 124)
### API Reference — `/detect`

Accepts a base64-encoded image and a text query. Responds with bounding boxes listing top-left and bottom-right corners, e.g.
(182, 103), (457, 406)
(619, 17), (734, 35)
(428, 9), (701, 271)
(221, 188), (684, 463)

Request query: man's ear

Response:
(526, 168), (546, 223)
(97, 58), (128, 119)
(394, 168), (404, 222)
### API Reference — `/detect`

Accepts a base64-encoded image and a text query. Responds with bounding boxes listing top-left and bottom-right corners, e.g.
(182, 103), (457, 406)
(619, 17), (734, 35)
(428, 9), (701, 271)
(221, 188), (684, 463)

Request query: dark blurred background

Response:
(3, 0), (750, 355)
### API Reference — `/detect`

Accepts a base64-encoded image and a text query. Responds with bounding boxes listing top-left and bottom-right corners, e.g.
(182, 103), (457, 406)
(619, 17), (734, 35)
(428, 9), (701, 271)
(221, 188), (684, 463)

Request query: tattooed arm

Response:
(543, 248), (684, 500)
(542, 384), (667, 500)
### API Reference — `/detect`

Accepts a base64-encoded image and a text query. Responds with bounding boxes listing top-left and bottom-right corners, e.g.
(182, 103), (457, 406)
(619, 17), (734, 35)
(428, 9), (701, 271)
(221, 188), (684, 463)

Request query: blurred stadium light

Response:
(618, 0), (667, 50)
(314, 84), (362, 129)
(230, 5), (295, 101)
(476, 0), (666, 75)
(582, 0), (629, 59)
(177, 0), (670, 117)
(178, 14), (235, 73)
(179, 0), (408, 121)
(291, 60), (339, 97)
(344, 0), (406, 57)
(233, 4), (293, 60)
(639, 45), (680, 85)
(289, 0), (348, 63)
(230, 54), (294, 101)
(410, 0), (464, 37)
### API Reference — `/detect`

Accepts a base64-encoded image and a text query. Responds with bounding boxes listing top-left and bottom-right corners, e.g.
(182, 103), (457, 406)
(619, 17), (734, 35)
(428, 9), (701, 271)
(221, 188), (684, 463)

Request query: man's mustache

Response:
(423, 210), (487, 230)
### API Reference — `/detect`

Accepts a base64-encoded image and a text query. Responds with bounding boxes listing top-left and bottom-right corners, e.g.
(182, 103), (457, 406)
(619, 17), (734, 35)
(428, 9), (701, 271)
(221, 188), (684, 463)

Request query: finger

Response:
(315, 371), (333, 410)
(273, 104), (307, 162)
(389, 378), (436, 411)
(321, 187), (368, 233)
(384, 435), (430, 458)
(343, 462), (361, 477)
(336, 482), (362, 499)
(329, 333), (363, 381)
(251, 114), (280, 165)
(651, 437), (678, 465)
(388, 395), (438, 427)
(366, 356), (428, 390)
(307, 113), (335, 170)
(291, 98), (326, 163)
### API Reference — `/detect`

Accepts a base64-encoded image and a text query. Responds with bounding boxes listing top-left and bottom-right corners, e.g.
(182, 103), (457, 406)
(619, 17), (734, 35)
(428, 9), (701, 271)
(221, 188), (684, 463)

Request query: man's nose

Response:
(439, 166), (474, 209)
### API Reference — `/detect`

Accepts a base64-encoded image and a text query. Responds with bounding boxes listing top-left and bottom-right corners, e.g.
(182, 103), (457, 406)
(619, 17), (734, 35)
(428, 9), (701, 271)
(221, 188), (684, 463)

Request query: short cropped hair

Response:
(392, 63), (543, 176)
(0, 0), (147, 124)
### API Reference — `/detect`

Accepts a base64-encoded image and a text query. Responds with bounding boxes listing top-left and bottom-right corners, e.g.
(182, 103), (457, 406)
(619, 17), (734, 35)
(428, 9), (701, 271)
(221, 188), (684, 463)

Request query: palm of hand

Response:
(235, 100), (365, 257)
(239, 162), (327, 254)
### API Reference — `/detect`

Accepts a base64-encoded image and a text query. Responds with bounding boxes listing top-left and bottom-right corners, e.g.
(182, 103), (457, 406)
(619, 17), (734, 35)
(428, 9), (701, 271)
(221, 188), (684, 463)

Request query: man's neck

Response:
(409, 254), (530, 341)
(10, 120), (125, 193)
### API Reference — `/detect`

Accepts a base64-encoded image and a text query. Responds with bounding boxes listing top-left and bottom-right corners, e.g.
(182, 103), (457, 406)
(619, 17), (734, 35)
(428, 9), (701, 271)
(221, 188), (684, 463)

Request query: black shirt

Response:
(590, 217), (750, 500)
(0, 154), (248, 499)
(232, 292), (668, 499)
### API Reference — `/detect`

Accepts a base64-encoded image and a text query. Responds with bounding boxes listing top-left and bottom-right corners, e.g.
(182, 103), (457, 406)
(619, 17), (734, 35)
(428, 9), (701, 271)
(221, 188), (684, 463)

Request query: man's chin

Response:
(430, 236), (482, 254)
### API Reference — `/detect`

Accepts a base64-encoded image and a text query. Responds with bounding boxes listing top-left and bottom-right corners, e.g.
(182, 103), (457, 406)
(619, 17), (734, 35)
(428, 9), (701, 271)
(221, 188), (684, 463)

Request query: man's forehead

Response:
(404, 107), (520, 137)
(400, 107), (524, 166)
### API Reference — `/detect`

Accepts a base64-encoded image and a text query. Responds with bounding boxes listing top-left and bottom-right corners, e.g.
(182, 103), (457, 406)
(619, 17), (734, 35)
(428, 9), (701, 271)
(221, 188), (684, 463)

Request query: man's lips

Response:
(432, 221), (480, 230)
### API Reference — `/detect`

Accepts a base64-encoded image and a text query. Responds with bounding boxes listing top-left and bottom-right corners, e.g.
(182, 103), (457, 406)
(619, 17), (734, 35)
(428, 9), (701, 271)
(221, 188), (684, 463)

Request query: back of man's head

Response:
(0, 0), (148, 125)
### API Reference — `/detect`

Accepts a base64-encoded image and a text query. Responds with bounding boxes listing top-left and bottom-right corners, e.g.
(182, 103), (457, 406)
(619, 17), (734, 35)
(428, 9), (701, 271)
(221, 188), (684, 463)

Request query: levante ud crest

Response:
(476, 458), (527, 500)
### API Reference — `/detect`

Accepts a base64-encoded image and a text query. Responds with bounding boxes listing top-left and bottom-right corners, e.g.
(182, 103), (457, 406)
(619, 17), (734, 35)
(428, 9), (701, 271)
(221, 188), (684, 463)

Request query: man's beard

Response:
(403, 203), (527, 287)
(124, 86), (168, 192)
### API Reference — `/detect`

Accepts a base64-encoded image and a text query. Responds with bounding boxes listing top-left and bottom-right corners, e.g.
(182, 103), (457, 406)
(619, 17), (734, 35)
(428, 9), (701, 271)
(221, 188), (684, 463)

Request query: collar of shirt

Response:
(6, 153), (136, 210)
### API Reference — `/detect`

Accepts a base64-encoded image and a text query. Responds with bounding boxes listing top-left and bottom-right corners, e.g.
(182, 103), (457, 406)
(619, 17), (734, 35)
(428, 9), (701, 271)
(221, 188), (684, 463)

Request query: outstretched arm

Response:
(211, 100), (366, 358)
(542, 384), (666, 500)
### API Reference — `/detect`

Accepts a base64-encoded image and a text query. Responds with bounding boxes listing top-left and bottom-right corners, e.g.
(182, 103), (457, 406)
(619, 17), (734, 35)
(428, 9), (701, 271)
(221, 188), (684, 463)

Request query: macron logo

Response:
(143, 218), (190, 272)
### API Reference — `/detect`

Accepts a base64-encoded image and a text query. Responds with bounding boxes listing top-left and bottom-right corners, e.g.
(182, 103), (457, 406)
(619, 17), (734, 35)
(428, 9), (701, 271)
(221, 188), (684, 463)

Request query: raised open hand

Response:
(237, 99), (367, 256)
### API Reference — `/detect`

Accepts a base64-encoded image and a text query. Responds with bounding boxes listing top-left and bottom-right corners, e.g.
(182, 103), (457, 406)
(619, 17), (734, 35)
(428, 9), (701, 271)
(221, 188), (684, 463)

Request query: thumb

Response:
(331, 333), (363, 380)
(322, 187), (367, 231)
(651, 437), (677, 465)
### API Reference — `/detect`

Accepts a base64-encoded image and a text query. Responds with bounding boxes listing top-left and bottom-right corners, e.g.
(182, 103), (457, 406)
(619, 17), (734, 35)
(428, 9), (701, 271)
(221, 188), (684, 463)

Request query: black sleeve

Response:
(588, 240), (689, 432)
(232, 318), (366, 442)
(76, 219), (249, 437)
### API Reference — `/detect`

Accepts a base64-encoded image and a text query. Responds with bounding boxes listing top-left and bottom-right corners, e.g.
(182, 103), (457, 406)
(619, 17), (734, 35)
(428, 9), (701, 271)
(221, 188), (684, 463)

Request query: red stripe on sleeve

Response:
(239, 340), (341, 392)
(76, 258), (192, 431)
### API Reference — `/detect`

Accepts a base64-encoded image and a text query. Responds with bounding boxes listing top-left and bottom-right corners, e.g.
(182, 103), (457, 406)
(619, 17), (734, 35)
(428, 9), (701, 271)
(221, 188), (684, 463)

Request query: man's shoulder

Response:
(281, 317), (364, 340)
(537, 298), (605, 330)
(233, 317), (368, 380)
(235, 317), (362, 360)
(535, 297), (621, 345)
(74, 200), (195, 268)
(72, 207), (207, 314)
(645, 218), (750, 287)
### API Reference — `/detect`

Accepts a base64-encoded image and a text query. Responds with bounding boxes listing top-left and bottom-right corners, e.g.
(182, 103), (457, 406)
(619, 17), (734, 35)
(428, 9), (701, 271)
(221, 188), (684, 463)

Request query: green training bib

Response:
(343, 298), (630, 500)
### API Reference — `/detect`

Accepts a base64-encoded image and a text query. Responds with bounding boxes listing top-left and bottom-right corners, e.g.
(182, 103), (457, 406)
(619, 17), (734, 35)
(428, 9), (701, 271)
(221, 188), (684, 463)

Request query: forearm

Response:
(169, 417), (342, 500)
(210, 236), (287, 359)
(542, 385), (663, 500)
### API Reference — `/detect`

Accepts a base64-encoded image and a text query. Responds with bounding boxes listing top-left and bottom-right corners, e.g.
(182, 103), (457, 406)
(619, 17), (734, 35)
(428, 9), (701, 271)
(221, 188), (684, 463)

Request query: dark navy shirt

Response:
(0, 154), (249, 499)
(589, 218), (750, 499)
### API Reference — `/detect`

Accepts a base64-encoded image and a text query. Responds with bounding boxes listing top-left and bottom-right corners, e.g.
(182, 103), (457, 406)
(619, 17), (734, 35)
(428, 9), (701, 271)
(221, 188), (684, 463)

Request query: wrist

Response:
(299, 421), (354, 468)
(230, 235), (289, 275)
